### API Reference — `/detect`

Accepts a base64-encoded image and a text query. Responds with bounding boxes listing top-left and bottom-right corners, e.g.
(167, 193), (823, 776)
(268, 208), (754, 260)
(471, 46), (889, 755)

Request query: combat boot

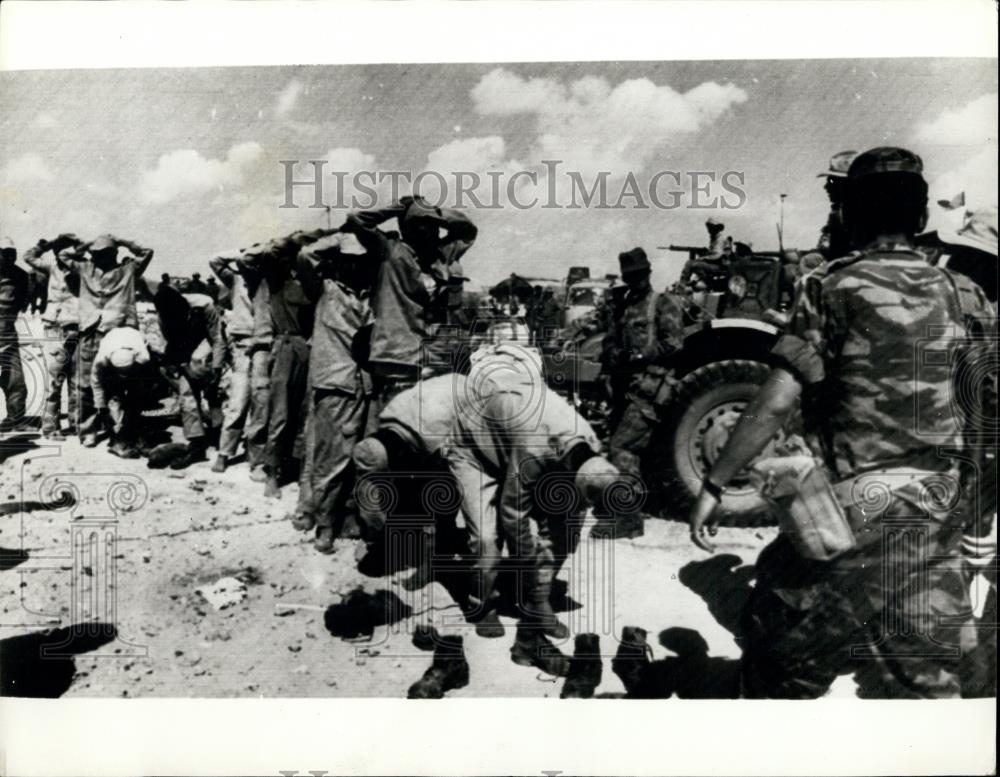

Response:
(561, 633), (602, 698)
(612, 625), (652, 697)
(528, 564), (569, 640)
(510, 625), (570, 677)
(170, 439), (208, 470)
(407, 635), (470, 698)
(463, 606), (505, 639)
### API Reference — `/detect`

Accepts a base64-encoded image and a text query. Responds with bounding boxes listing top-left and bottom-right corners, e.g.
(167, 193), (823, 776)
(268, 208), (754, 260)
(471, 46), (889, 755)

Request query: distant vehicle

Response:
(563, 277), (619, 331)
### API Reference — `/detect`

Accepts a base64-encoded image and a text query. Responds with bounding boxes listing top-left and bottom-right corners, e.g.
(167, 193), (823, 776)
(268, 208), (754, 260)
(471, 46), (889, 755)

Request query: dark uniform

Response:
(343, 198), (476, 411)
(0, 240), (29, 430)
(741, 149), (997, 698)
(239, 232), (322, 484)
(153, 288), (227, 453)
(291, 233), (374, 547)
(603, 249), (684, 496)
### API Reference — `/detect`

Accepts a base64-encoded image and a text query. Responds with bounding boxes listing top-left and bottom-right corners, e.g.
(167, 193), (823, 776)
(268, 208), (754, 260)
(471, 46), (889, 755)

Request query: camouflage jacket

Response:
(771, 244), (996, 480)
(602, 286), (684, 372)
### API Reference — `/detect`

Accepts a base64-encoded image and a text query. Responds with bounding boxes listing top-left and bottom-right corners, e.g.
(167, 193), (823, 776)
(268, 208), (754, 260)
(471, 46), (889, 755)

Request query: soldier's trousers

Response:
(164, 366), (222, 442)
(218, 336), (270, 467)
(0, 337), (27, 425)
(446, 450), (505, 612)
(609, 396), (658, 482)
(41, 324), (79, 433)
(446, 450), (581, 616)
(295, 386), (370, 534)
(740, 493), (972, 699)
(264, 335), (310, 475)
(76, 327), (101, 437)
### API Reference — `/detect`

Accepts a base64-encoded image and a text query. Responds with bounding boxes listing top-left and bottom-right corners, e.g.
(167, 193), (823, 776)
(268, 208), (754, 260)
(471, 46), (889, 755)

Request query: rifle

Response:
(662, 245), (710, 261)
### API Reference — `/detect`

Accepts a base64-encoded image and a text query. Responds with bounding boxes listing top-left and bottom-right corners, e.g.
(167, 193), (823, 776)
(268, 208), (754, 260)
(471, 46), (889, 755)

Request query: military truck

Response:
(546, 245), (800, 525)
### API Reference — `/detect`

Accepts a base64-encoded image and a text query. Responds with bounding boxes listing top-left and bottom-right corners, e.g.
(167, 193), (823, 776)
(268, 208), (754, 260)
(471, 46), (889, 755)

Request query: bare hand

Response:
(688, 489), (721, 553)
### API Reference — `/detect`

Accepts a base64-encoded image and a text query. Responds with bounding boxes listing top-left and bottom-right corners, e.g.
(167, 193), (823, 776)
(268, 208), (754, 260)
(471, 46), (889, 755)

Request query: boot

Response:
(249, 465), (267, 483)
(510, 625), (570, 677)
(528, 564), (569, 640)
(40, 402), (61, 437)
(211, 454), (227, 473)
(589, 511), (644, 540)
(463, 605), (505, 639)
(407, 635), (470, 698)
(170, 439), (208, 470)
(561, 633), (603, 698)
(314, 527), (335, 554)
(612, 625), (652, 697)
(81, 433), (98, 448)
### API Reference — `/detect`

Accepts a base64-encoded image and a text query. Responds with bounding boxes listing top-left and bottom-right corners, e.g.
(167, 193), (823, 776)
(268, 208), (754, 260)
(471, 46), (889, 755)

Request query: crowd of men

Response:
(1, 146), (996, 699)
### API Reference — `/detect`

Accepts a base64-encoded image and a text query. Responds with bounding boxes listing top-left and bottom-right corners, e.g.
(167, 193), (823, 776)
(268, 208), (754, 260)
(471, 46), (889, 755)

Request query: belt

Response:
(833, 466), (960, 509)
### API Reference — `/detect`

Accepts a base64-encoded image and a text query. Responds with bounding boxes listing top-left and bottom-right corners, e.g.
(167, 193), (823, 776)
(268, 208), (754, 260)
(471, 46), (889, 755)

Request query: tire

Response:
(653, 359), (783, 527)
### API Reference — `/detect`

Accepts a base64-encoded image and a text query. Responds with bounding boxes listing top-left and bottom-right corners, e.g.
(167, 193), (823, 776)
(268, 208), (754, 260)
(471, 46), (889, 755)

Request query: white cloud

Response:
(470, 67), (748, 175)
(275, 79), (304, 118)
(426, 136), (509, 173)
(916, 93), (998, 215)
(140, 142), (264, 204)
(34, 113), (58, 129)
(3, 153), (55, 184)
(914, 93), (998, 147)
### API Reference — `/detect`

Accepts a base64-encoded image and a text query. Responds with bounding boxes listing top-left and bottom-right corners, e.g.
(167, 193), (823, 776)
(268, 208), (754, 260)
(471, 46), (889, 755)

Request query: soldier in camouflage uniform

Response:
(688, 147), (997, 698)
(598, 247), (684, 539)
(816, 150), (857, 261)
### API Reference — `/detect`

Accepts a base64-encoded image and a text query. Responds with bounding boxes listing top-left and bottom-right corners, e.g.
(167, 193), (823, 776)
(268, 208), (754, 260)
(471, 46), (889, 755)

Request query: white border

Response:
(1, 0), (998, 71)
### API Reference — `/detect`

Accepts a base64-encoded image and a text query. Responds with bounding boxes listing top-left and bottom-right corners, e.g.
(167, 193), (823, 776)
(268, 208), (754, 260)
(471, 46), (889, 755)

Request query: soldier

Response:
(238, 231), (324, 497)
(91, 326), (155, 458)
(209, 249), (270, 477)
(152, 286), (227, 469)
(59, 234), (155, 447)
(600, 247), (684, 538)
(442, 371), (624, 674)
(705, 217), (732, 260)
(688, 147), (997, 698)
(22, 234), (84, 437)
(816, 150), (857, 260)
(0, 238), (30, 433)
(288, 232), (374, 553)
(342, 196), (477, 412)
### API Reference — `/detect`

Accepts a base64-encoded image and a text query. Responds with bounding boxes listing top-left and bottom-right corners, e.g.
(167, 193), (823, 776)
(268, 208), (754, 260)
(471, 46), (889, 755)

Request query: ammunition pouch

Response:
(750, 455), (856, 562)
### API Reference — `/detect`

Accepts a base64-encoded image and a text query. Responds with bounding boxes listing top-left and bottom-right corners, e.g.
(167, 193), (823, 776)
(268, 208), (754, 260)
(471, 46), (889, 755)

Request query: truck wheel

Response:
(656, 359), (783, 526)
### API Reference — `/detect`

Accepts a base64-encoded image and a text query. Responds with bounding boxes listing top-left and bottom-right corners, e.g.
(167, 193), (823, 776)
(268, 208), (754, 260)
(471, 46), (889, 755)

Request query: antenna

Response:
(777, 193), (787, 252)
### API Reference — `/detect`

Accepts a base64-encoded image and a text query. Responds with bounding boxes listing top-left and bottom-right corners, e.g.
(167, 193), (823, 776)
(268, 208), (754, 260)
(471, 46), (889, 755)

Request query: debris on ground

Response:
(194, 577), (247, 611)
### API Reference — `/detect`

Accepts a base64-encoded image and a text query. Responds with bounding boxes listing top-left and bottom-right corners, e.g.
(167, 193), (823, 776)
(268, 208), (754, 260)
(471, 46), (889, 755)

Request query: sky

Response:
(1, 59), (996, 289)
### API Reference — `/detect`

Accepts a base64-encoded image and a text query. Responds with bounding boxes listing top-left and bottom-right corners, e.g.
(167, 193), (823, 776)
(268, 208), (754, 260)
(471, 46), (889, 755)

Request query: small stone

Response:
(287, 644), (302, 653)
